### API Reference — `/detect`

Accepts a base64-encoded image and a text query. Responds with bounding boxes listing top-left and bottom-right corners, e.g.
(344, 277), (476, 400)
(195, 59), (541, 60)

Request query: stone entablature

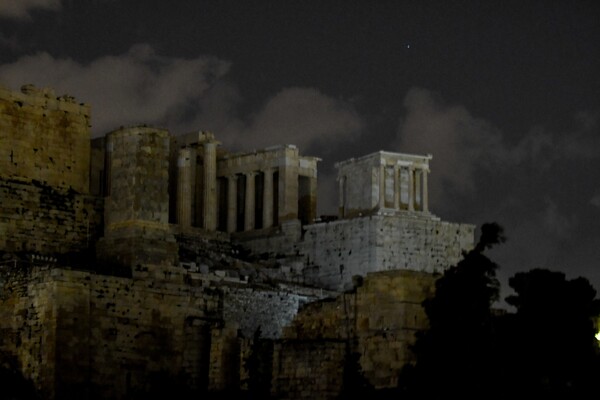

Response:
(336, 151), (431, 218)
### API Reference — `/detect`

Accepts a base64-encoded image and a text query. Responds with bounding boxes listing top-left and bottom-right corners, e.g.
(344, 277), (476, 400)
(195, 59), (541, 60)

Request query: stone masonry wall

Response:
(223, 287), (312, 339)
(355, 270), (436, 387)
(301, 214), (474, 290)
(104, 126), (170, 227)
(281, 269), (437, 391)
(0, 178), (103, 256)
(0, 265), (223, 400)
(0, 85), (91, 193)
(0, 265), (57, 400)
(232, 219), (302, 258)
(271, 340), (346, 400)
(97, 126), (177, 269)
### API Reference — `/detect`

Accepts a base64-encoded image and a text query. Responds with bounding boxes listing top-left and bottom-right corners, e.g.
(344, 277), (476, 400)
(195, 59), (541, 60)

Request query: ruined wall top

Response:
(0, 84), (91, 117)
(0, 84), (91, 193)
(173, 130), (221, 148)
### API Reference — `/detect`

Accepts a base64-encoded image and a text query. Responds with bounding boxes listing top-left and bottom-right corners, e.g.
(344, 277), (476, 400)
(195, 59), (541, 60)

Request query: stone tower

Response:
(96, 126), (177, 269)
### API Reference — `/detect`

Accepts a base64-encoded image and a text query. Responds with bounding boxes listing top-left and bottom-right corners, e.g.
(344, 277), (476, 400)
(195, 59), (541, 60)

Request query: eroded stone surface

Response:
(0, 84), (475, 399)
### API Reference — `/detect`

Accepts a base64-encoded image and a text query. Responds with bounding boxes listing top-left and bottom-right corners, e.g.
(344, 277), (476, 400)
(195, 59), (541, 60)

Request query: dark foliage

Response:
(499, 269), (600, 398)
(398, 222), (504, 398)
(398, 222), (600, 400)
(338, 344), (374, 399)
(242, 327), (273, 399)
(0, 365), (41, 400)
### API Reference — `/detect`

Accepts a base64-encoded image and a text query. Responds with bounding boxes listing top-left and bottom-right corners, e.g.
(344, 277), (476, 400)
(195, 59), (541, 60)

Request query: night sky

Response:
(1, 0), (599, 308)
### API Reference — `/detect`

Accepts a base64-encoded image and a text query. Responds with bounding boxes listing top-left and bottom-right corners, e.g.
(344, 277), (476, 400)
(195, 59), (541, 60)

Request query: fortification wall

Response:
(103, 126), (170, 226)
(301, 214), (474, 290)
(0, 85), (100, 257)
(232, 219), (302, 257)
(0, 178), (103, 256)
(98, 126), (177, 269)
(0, 265), (223, 399)
(280, 269), (436, 391)
(0, 85), (91, 193)
(223, 287), (312, 339)
(0, 266), (57, 400)
(271, 340), (345, 400)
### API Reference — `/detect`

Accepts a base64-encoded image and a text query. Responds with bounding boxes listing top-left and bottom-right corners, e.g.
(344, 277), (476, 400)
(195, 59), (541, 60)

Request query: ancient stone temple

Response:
(0, 84), (474, 399)
(337, 150), (431, 217)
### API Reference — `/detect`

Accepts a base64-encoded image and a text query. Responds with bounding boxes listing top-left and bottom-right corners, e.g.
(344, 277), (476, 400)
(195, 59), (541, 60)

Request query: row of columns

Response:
(377, 163), (429, 213)
(226, 168), (275, 233)
(177, 151), (278, 233)
(176, 140), (219, 231)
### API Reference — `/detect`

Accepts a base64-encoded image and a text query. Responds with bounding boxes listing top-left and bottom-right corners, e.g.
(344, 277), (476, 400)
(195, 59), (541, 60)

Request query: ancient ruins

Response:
(0, 84), (474, 399)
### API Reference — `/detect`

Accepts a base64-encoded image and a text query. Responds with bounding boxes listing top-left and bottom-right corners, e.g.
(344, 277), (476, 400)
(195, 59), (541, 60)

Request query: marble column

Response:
(338, 176), (345, 217)
(422, 168), (429, 212)
(415, 169), (422, 211)
(244, 172), (256, 231)
(393, 165), (400, 210)
(408, 166), (415, 211)
(262, 168), (274, 228)
(307, 175), (318, 223)
(202, 142), (218, 231)
(378, 162), (385, 210)
(227, 175), (237, 233)
(177, 147), (195, 226)
(278, 162), (298, 222)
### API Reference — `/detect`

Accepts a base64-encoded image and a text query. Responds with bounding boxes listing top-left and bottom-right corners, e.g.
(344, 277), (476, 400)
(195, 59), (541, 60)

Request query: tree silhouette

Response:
(338, 342), (373, 399)
(398, 221), (600, 400)
(0, 364), (40, 400)
(501, 269), (600, 398)
(242, 326), (273, 399)
(398, 222), (506, 399)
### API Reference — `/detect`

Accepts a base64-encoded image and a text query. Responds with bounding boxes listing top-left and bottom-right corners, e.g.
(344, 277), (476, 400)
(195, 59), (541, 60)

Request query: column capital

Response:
(262, 166), (275, 176)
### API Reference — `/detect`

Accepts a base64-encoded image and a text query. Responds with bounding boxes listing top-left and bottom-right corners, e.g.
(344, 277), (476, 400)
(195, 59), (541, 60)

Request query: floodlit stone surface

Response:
(0, 84), (475, 399)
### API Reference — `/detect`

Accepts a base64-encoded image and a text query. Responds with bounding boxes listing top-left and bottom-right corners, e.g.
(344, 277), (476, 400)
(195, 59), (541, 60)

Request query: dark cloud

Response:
(0, 44), (231, 135)
(231, 87), (363, 152)
(0, 1), (598, 303)
(0, 0), (61, 20)
(218, 89), (364, 217)
(395, 88), (600, 208)
(392, 87), (600, 305)
(394, 88), (508, 206)
(0, 32), (20, 51)
(0, 44), (364, 219)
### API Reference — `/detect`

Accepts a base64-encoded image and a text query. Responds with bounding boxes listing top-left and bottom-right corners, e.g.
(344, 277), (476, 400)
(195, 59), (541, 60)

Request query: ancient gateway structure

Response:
(0, 84), (474, 399)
